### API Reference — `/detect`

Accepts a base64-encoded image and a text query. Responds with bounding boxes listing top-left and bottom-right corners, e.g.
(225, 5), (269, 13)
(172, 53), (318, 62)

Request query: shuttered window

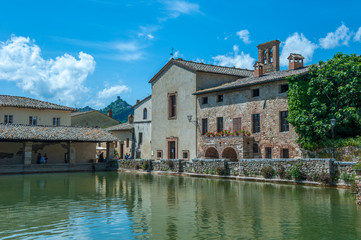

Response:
(233, 118), (242, 132)
(217, 117), (223, 132)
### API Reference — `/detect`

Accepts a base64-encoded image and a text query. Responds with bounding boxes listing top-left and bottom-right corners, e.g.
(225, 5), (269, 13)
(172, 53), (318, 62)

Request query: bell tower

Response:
(257, 40), (280, 73)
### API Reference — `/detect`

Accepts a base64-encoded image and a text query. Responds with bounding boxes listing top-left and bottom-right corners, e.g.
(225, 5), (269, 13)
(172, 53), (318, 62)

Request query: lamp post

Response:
(330, 118), (336, 160)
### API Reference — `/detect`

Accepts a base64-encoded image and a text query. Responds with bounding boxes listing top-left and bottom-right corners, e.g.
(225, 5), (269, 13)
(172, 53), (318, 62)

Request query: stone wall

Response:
(303, 146), (361, 162)
(116, 158), (359, 185)
(356, 174), (361, 205)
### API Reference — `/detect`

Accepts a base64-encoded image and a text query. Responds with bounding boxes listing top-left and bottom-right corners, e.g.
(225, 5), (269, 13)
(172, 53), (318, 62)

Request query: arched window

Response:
(143, 108), (147, 120)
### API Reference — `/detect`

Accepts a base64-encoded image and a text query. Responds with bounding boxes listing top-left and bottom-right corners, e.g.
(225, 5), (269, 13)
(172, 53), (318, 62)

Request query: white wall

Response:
(134, 97), (152, 159)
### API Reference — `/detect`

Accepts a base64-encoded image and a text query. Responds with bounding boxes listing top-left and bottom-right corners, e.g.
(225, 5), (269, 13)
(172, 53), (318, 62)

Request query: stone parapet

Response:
(356, 174), (361, 205)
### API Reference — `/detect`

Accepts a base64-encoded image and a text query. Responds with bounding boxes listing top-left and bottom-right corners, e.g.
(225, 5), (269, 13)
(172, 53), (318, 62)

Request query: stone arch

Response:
(204, 147), (219, 159)
(221, 147), (238, 162)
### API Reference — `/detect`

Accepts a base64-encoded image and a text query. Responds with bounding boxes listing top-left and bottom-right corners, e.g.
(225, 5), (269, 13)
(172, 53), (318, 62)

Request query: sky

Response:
(0, 0), (360, 108)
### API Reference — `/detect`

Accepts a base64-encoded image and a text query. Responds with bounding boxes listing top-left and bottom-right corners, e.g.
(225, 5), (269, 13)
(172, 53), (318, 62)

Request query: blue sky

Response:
(0, 0), (360, 108)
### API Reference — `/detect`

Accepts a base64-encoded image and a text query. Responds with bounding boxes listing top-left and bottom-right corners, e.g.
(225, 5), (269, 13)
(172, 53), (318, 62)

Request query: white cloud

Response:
(161, 0), (200, 20)
(236, 29), (251, 44)
(0, 35), (95, 106)
(111, 41), (144, 61)
(97, 85), (130, 99)
(354, 27), (361, 42)
(280, 32), (318, 67)
(212, 45), (255, 69)
(319, 23), (352, 49)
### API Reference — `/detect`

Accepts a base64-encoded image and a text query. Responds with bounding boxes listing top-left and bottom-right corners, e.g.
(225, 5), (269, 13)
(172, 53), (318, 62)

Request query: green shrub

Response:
(340, 172), (356, 182)
(261, 166), (276, 179)
(353, 161), (361, 170)
(215, 167), (226, 175)
(209, 170), (214, 175)
(284, 172), (292, 180)
(142, 161), (149, 171)
(205, 169), (209, 174)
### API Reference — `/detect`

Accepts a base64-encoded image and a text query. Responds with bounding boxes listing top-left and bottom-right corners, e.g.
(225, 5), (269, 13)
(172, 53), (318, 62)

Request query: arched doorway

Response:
(222, 147), (238, 162)
(204, 147), (219, 159)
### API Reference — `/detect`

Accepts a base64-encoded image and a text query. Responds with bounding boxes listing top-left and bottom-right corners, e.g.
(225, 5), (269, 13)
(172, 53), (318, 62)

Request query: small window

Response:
(98, 143), (101, 147)
(115, 141), (118, 148)
(252, 114), (260, 133)
(126, 138), (129, 148)
(253, 143), (259, 153)
(138, 132), (143, 146)
(53, 117), (60, 126)
(217, 117), (223, 132)
(265, 147), (272, 159)
(202, 97), (208, 104)
(280, 84), (289, 93)
(143, 108), (147, 120)
(29, 116), (37, 126)
(252, 89), (260, 97)
(4, 115), (13, 124)
(202, 118), (208, 135)
(157, 150), (163, 159)
(282, 148), (289, 158)
(168, 93), (177, 119)
(182, 150), (190, 160)
(233, 118), (242, 132)
(217, 94), (223, 103)
(280, 111), (289, 132)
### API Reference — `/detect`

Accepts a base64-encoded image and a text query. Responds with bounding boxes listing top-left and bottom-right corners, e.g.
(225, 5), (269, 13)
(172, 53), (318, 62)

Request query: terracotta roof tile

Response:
(0, 95), (76, 111)
(106, 122), (133, 131)
(0, 124), (118, 142)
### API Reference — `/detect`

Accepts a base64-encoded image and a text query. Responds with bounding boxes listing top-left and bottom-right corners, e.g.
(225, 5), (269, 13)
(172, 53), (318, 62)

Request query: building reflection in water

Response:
(0, 172), (360, 239)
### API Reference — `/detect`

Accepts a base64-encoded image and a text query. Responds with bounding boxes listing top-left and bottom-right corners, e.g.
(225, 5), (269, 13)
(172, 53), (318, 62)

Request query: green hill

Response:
(77, 106), (95, 112)
(99, 97), (134, 123)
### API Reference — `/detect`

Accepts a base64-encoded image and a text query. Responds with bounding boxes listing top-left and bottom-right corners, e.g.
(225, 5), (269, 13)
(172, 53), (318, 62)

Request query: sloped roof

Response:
(194, 66), (310, 95)
(0, 95), (76, 111)
(106, 122), (133, 131)
(0, 124), (118, 142)
(71, 110), (96, 117)
(71, 110), (120, 122)
(149, 58), (253, 83)
(132, 95), (152, 108)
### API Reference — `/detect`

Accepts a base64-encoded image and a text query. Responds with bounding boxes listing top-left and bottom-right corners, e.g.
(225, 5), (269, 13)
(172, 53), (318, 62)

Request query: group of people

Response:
(37, 153), (48, 164)
(124, 153), (132, 159)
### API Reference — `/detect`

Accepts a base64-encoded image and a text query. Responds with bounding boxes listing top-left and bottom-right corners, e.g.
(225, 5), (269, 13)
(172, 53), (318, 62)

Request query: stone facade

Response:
(356, 173), (361, 205)
(196, 80), (301, 160)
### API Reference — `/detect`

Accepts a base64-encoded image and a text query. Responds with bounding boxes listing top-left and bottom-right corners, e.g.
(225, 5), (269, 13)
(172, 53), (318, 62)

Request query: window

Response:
(202, 97), (208, 104)
(138, 132), (143, 146)
(202, 118), (208, 135)
(29, 116), (37, 126)
(265, 147), (272, 159)
(126, 138), (129, 148)
(282, 148), (289, 158)
(157, 150), (163, 159)
(233, 118), (242, 132)
(168, 93), (177, 119)
(115, 141), (118, 148)
(252, 89), (260, 97)
(252, 114), (260, 133)
(280, 84), (289, 93)
(217, 95), (223, 103)
(143, 108), (147, 120)
(182, 150), (190, 160)
(4, 115), (13, 124)
(98, 143), (101, 147)
(253, 143), (259, 153)
(53, 117), (60, 126)
(217, 117), (223, 132)
(280, 111), (289, 132)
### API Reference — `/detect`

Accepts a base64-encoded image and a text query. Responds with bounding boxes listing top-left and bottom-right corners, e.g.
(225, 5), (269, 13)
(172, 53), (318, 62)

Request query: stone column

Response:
(69, 142), (76, 165)
(107, 142), (115, 161)
(24, 142), (32, 165)
(356, 173), (361, 205)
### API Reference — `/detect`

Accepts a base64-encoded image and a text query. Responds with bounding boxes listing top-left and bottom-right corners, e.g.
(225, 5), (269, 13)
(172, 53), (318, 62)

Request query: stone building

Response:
(133, 95), (152, 159)
(149, 58), (252, 160)
(194, 40), (308, 160)
(71, 110), (120, 128)
(0, 95), (117, 170)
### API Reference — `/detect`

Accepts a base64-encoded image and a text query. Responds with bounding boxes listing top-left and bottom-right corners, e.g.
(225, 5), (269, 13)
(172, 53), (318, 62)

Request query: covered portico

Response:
(0, 124), (118, 173)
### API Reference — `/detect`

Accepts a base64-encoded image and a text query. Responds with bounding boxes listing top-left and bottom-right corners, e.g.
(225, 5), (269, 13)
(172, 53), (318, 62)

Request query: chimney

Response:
(253, 62), (264, 77)
(136, 99), (140, 104)
(257, 40), (280, 73)
(107, 109), (113, 118)
(128, 114), (134, 123)
(288, 53), (304, 70)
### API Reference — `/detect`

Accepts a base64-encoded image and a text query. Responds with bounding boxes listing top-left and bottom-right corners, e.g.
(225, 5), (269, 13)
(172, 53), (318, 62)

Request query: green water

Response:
(0, 172), (360, 240)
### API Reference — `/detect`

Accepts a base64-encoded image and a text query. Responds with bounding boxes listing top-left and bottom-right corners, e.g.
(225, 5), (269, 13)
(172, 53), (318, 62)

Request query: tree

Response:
(287, 53), (361, 149)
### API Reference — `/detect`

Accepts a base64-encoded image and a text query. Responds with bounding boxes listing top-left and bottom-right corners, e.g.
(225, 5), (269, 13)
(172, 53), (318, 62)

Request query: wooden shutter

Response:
(233, 118), (242, 132)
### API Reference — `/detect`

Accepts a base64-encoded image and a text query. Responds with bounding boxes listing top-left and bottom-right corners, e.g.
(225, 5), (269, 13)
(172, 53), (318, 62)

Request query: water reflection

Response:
(0, 172), (360, 239)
